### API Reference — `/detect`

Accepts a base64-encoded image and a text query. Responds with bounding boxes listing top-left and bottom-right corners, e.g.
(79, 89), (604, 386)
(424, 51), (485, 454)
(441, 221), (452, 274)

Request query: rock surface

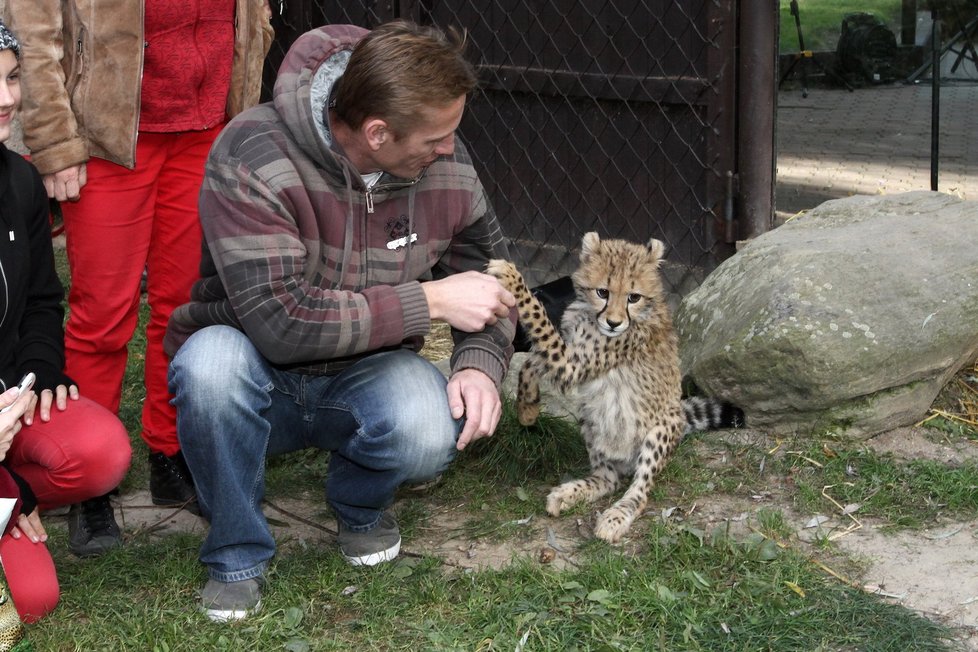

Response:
(676, 191), (978, 438)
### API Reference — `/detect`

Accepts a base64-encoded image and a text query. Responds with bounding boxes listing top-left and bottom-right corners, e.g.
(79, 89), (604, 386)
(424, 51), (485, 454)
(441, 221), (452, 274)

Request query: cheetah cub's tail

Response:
(681, 396), (745, 435)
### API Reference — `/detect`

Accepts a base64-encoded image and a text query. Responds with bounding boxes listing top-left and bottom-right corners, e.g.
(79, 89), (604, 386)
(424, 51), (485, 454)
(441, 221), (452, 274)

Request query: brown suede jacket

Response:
(3, 0), (273, 174)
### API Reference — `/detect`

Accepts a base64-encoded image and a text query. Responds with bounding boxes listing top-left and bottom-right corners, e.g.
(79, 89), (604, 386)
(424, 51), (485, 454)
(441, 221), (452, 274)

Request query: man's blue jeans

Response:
(168, 325), (460, 583)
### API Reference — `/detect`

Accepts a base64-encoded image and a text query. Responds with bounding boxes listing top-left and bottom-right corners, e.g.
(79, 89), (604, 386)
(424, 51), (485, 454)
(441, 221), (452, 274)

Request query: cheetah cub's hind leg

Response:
(516, 355), (544, 425)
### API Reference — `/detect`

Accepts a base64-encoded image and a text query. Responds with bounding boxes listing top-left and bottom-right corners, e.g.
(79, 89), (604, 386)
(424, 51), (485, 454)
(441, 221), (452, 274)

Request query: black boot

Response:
(148, 451), (200, 515)
(68, 493), (122, 557)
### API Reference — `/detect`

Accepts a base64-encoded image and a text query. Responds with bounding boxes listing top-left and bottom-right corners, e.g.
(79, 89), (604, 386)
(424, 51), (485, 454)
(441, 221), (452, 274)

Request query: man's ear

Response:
(364, 118), (389, 151)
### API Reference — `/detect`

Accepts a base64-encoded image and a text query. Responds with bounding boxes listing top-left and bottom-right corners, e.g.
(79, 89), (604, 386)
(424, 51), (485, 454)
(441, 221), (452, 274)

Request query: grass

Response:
(31, 511), (958, 652)
(783, 441), (978, 529)
(780, 0), (904, 53)
(30, 246), (977, 650)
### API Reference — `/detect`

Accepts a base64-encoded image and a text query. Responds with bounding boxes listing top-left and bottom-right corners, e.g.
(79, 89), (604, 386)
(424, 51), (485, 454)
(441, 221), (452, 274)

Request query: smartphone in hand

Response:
(0, 372), (35, 414)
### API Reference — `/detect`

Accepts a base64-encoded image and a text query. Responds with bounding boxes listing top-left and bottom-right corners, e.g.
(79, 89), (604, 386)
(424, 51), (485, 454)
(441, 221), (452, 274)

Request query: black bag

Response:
(512, 276), (576, 353)
(836, 12), (898, 84)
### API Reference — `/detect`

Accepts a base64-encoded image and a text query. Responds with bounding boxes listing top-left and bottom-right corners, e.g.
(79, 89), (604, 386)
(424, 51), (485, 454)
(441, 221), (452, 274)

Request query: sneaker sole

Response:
(202, 600), (262, 623)
(342, 538), (401, 567)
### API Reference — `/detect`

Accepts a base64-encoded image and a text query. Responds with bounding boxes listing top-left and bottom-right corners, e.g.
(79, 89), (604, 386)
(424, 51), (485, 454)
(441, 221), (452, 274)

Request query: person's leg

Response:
(5, 396), (132, 510)
(60, 141), (163, 552)
(140, 128), (220, 510)
(0, 534), (59, 623)
(171, 325), (313, 621)
(6, 396), (133, 558)
(61, 151), (160, 415)
(141, 126), (217, 457)
(169, 326), (306, 582)
(315, 350), (460, 532)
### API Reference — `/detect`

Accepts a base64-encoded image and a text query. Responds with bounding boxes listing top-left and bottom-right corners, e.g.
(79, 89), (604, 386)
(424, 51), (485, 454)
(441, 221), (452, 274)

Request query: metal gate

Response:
(263, 0), (773, 295)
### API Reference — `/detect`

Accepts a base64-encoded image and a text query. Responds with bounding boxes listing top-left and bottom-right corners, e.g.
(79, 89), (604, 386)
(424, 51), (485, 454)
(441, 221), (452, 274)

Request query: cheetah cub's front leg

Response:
(546, 468), (620, 518)
(485, 259), (525, 295)
(486, 259), (545, 425)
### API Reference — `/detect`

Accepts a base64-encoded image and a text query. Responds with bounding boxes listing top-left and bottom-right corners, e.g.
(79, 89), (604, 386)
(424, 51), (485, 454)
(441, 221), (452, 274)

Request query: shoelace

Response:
(160, 454), (192, 484)
(81, 498), (116, 535)
(171, 459), (191, 483)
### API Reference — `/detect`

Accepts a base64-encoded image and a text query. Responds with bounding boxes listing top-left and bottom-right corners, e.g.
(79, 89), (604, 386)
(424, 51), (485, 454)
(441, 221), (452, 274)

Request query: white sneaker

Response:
(337, 512), (401, 566)
(200, 577), (263, 622)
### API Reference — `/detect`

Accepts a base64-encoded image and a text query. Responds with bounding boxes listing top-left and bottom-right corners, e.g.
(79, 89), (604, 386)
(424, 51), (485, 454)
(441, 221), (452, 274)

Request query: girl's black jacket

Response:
(0, 143), (73, 394)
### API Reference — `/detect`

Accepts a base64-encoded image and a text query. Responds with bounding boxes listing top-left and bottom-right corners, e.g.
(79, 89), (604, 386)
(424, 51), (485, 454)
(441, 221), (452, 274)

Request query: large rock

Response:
(676, 191), (978, 438)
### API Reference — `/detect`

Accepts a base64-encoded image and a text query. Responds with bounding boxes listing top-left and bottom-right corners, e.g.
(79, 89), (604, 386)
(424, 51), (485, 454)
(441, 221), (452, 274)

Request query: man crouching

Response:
(164, 20), (516, 622)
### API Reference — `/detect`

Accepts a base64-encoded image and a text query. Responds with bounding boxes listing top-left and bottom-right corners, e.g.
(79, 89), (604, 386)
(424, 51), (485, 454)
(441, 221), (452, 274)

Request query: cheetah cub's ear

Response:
(579, 231), (601, 264)
(646, 238), (666, 268)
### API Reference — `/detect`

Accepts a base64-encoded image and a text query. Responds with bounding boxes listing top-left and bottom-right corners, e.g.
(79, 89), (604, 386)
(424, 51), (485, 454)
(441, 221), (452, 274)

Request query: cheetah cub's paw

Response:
(485, 259), (521, 294)
(546, 482), (582, 517)
(593, 506), (633, 543)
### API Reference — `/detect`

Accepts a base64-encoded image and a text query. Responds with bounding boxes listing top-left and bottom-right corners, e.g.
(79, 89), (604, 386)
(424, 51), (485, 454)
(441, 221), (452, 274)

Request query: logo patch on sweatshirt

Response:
(386, 214), (416, 251)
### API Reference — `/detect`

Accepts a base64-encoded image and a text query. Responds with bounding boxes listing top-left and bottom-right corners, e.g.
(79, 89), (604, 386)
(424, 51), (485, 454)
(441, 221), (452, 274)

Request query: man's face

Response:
(375, 95), (465, 180)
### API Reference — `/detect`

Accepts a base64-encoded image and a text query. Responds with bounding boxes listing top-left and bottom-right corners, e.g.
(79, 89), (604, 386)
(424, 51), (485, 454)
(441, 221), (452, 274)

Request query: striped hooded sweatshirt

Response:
(164, 24), (515, 385)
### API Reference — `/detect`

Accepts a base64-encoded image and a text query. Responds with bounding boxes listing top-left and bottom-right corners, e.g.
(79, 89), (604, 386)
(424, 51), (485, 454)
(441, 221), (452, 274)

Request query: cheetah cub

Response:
(488, 232), (691, 543)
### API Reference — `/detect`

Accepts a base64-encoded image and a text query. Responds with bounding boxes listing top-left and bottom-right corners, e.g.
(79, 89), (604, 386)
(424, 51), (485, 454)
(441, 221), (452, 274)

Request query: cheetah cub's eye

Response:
(595, 288), (609, 300)
(627, 293), (642, 304)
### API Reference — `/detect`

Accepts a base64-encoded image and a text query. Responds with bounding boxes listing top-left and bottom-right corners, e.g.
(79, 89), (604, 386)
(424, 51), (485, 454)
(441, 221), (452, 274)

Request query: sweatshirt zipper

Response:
(363, 176), (422, 215)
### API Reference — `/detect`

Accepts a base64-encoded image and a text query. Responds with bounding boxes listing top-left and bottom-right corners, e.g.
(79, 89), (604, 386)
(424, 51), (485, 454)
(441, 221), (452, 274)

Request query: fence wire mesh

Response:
(264, 0), (738, 296)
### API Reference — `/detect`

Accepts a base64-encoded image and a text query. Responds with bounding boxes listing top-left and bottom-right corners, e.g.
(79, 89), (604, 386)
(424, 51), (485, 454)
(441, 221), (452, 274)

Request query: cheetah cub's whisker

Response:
(487, 232), (743, 543)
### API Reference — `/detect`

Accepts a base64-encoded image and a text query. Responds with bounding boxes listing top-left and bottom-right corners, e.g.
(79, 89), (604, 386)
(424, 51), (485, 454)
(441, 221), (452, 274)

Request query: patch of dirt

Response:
(867, 425), (978, 465)
(410, 501), (589, 573)
(838, 519), (978, 638)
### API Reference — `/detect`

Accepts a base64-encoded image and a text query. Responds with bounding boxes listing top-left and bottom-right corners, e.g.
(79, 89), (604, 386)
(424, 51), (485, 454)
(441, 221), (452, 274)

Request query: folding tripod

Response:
(907, 12), (978, 82)
(779, 0), (854, 97)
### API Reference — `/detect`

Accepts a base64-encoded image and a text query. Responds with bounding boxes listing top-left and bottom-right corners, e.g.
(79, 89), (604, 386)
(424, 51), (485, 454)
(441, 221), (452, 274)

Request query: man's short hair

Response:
(333, 20), (478, 137)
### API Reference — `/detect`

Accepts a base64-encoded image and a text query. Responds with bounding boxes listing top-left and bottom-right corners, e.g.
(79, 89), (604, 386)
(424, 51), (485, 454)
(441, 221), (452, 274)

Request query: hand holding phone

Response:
(15, 372), (35, 394)
(0, 372), (35, 414)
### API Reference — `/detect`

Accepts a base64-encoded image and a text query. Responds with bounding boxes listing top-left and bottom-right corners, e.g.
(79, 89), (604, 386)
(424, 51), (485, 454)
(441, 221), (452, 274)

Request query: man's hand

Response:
(447, 368), (502, 451)
(43, 164), (87, 202)
(24, 383), (80, 426)
(10, 509), (47, 544)
(423, 271), (515, 333)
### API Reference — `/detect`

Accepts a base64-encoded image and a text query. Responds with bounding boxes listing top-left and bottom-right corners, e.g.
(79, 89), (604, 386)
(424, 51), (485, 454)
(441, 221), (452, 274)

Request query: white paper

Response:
(0, 497), (16, 534)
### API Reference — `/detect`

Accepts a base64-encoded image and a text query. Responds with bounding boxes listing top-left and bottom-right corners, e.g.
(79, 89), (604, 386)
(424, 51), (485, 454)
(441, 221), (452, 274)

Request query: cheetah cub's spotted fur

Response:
(488, 232), (688, 543)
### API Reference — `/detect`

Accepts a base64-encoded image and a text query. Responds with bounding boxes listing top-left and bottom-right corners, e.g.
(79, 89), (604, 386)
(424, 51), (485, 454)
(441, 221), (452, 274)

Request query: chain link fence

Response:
(265, 0), (741, 297)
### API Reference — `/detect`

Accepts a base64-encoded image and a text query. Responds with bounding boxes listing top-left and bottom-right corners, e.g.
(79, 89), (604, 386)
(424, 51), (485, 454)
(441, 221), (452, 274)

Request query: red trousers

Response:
(1, 396), (131, 622)
(61, 127), (220, 456)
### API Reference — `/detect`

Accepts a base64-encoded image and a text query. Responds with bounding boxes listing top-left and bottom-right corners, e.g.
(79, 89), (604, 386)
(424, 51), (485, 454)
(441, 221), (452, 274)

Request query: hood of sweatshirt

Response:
(272, 24), (364, 181)
(271, 24), (427, 284)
